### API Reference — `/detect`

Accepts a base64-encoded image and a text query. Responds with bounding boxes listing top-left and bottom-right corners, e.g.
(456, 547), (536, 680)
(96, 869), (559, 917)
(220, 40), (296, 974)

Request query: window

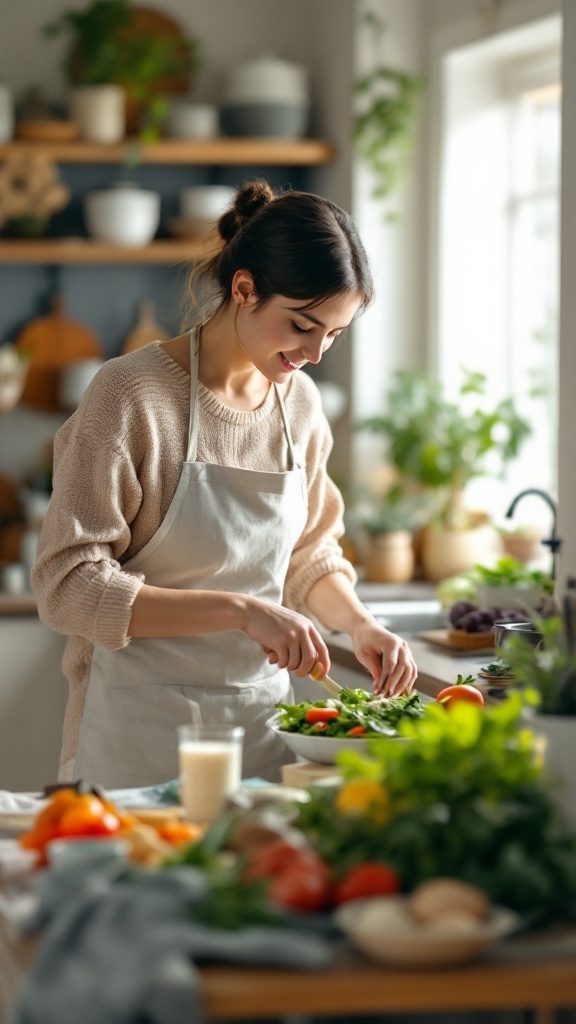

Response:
(434, 18), (561, 528)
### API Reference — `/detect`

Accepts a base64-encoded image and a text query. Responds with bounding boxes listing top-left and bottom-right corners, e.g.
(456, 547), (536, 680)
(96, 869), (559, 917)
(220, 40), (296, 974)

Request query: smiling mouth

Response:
(280, 353), (305, 371)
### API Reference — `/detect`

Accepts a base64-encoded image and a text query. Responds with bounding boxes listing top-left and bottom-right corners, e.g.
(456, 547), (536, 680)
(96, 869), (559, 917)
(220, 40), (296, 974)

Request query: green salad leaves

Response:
(276, 689), (424, 738)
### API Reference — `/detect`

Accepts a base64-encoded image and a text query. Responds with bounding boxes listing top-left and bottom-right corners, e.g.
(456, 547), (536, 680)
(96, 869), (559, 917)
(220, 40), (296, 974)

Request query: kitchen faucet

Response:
(505, 488), (562, 580)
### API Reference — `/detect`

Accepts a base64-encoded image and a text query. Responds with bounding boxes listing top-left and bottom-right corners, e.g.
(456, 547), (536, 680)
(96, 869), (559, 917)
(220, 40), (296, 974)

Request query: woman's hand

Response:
(351, 618), (418, 697)
(242, 597), (330, 678)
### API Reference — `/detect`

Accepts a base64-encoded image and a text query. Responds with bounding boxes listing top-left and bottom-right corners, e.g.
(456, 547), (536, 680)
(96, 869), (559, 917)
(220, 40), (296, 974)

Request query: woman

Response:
(32, 180), (417, 788)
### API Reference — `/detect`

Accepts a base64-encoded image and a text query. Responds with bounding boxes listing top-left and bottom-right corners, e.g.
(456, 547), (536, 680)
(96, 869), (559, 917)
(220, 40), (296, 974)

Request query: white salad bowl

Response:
(270, 722), (405, 764)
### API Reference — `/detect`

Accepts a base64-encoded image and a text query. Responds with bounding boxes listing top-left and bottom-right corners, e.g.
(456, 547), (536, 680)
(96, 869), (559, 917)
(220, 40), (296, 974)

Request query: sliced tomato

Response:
(305, 707), (340, 724)
(268, 852), (331, 913)
(243, 838), (305, 881)
(347, 725), (366, 736)
(436, 684), (484, 707)
(333, 862), (401, 905)
(313, 721), (329, 732)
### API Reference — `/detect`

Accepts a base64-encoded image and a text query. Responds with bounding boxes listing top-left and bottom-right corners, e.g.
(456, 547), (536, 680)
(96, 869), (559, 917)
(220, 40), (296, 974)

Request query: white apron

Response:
(74, 327), (308, 788)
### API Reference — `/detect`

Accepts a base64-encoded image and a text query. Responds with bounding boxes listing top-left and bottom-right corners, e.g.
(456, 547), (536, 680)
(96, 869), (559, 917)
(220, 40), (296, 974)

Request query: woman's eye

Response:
(291, 321), (312, 335)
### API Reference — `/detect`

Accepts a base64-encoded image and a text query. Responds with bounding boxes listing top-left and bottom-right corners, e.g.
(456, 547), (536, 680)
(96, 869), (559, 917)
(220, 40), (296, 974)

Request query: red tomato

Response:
(243, 839), (305, 881)
(305, 707), (340, 724)
(348, 725), (366, 736)
(268, 853), (331, 912)
(333, 862), (401, 905)
(314, 722), (329, 732)
(436, 684), (484, 707)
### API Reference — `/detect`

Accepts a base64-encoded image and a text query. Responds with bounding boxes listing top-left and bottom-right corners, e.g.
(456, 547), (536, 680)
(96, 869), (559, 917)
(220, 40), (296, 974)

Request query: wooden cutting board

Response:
(419, 629), (495, 656)
(122, 300), (169, 354)
(14, 294), (103, 412)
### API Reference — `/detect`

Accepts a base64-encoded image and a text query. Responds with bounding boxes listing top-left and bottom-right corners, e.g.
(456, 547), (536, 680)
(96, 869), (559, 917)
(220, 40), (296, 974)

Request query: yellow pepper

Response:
(335, 779), (390, 824)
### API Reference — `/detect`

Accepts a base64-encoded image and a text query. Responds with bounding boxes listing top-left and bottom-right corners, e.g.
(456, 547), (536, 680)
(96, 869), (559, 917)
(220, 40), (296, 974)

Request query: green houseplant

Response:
(44, 0), (199, 138)
(356, 370), (531, 580)
(354, 10), (424, 211)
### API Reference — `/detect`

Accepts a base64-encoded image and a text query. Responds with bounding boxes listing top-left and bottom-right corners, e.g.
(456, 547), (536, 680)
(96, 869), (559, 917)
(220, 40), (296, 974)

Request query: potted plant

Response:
(356, 370), (531, 581)
(43, 0), (199, 140)
(355, 485), (430, 583)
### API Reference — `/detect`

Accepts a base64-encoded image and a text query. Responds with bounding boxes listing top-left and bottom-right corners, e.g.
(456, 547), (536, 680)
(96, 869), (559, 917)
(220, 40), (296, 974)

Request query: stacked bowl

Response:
(220, 55), (310, 138)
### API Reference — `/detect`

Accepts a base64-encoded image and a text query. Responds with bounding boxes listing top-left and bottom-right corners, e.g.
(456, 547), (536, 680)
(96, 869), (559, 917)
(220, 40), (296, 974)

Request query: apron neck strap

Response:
(274, 383), (300, 469)
(186, 326), (300, 469)
(187, 327), (200, 462)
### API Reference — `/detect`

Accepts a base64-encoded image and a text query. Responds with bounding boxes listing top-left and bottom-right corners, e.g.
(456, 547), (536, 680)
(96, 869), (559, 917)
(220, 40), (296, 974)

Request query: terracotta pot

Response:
(421, 524), (496, 582)
(364, 531), (415, 583)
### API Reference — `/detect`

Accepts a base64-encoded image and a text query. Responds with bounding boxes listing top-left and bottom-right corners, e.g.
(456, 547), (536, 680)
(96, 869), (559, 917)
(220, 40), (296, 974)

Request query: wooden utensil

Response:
(309, 662), (343, 698)
(14, 293), (103, 412)
(122, 300), (169, 354)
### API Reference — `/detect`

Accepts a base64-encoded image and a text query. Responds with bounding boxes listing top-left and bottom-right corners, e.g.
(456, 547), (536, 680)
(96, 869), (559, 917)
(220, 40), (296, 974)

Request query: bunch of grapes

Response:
(448, 601), (529, 634)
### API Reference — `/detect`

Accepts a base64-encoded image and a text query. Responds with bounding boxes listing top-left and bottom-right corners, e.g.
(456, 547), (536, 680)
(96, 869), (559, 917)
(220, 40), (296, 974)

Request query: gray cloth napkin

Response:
(14, 862), (336, 1024)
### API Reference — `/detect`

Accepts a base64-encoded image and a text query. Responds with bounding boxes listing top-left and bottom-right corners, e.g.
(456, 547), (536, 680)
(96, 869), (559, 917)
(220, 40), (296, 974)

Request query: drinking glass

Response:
(178, 724), (244, 823)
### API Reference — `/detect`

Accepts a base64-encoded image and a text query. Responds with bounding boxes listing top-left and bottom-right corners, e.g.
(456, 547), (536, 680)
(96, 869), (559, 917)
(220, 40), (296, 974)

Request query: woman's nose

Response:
(302, 338), (326, 365)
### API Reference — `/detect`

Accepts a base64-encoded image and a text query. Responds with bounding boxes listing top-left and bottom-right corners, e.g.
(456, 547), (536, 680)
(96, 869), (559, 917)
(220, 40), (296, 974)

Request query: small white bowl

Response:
(335, 896), (520, 967)
(166, 101), (219, 139)
(84, 185), (160, 246)
(179, 185), (236, 223)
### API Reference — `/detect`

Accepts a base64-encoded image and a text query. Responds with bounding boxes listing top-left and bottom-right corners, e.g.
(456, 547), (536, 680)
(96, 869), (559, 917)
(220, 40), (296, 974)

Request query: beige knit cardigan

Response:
(31, 342), (355, 779)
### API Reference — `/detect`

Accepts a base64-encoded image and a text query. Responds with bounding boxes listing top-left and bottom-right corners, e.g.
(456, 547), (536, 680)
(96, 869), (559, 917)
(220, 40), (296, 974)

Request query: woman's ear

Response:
(231, 269), (257, 308)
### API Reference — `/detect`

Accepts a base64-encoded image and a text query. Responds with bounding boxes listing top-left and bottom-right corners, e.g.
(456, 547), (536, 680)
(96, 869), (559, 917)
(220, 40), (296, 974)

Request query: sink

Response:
(362, 599), (447, 636)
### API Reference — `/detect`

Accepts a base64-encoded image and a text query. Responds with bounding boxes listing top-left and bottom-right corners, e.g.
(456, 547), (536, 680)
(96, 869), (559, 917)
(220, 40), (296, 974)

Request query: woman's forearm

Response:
(128, 584), (248, 637)
(304, 571), (372, 636)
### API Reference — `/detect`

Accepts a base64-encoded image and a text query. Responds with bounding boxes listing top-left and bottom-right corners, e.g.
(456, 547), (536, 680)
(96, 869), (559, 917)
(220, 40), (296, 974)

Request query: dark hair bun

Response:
(218, 179), (275, 243)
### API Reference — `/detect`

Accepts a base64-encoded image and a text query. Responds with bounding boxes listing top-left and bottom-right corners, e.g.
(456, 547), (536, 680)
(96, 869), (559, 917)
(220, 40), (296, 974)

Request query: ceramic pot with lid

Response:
(221, 55), (310, 139)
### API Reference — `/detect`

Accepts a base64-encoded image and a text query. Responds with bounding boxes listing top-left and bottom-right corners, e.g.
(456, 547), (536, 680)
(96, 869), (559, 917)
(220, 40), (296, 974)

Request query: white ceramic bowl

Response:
(271, 720), (407, 764)
(476, 582), (543, 611)
(335, 896), (520, 967)
(84, 186), (161, 246)
(179, 185), (236, 221)
(166, 101), (219, 139)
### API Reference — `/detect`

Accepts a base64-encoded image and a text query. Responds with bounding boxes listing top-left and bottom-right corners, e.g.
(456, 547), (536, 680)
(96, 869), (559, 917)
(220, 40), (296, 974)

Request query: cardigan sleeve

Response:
(32, 422), (144, 652)
(283, 410), (356, 620)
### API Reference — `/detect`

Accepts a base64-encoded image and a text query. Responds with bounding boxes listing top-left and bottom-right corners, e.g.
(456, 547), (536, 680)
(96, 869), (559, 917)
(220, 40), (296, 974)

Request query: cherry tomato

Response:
(436, 684), (484, 707)
(305, 707), (340, 724)
(158, 821), (203, 846)
(268, 852), (331, 913)
(347, 725), (366, 736)
(313, 721), (329, 732)
(56, 795), (122, 838)
(19, 789), (80, 853)
(333, 862), (401, 905)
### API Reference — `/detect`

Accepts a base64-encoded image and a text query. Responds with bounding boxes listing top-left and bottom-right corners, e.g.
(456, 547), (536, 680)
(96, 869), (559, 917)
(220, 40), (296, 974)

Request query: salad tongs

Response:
(309, 662), (343, 698)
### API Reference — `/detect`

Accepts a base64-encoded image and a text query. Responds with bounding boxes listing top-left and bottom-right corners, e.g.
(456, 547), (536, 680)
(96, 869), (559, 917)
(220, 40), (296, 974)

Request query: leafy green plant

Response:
(43, 0), (199, 137)
(296, 693), (576, 921)
(504, 615), (576, 716)
(474, 555), (552, 591)
(356, 370), (531, 528)
(356, 483), (430, 535)
(354, 11), (424, 210)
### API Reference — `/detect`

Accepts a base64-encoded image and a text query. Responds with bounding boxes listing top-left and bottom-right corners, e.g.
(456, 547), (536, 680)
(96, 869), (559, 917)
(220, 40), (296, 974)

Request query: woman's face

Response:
(235, 287), (361, 384)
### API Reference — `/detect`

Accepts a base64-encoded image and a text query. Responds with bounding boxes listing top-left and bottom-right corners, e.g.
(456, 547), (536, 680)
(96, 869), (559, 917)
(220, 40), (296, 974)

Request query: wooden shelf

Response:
(0, 238), (209, 264)
(0, 137), (336, 166)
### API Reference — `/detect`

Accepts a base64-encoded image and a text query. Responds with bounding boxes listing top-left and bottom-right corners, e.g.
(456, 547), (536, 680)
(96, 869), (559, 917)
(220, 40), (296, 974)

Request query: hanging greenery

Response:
(354, 10), (424, 209)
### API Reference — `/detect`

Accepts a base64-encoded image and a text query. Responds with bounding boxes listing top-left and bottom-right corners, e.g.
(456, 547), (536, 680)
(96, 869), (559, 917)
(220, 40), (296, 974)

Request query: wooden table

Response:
(198, 952), (576, 1023)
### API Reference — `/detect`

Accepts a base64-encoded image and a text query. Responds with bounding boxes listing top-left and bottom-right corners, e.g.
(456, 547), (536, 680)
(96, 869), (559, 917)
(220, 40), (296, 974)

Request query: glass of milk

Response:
(178, 724), (244, 823)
